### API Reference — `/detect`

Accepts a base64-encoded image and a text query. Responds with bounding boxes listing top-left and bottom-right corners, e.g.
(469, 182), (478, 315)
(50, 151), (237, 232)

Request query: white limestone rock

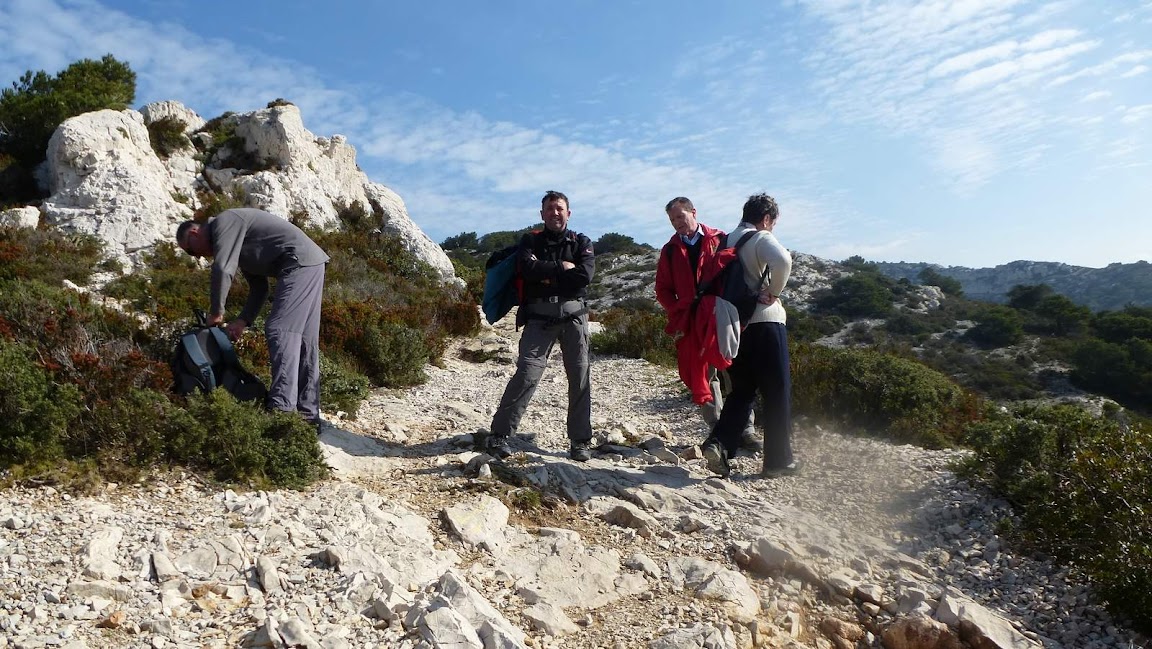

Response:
(43, 109), (192, 265)
(0, 206), (40, 229)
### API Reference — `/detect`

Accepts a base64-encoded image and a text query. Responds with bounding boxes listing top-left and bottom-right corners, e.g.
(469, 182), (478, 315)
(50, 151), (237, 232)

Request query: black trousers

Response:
(712, 322), (794, 469)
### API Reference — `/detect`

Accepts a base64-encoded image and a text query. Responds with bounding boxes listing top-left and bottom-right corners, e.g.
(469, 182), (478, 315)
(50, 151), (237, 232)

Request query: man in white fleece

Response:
(702, 193), (797, 479)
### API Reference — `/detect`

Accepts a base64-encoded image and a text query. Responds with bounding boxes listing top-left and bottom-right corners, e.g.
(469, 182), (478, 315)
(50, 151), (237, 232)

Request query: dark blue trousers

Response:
(712, 322), (794, 469)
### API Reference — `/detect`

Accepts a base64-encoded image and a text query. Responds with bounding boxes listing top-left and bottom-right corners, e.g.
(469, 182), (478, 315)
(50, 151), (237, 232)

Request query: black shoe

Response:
(702, 440), (730, 478)
(569, 440), (593, 462)
(762, 460), (802, 478)
(486, 435), (513, 460)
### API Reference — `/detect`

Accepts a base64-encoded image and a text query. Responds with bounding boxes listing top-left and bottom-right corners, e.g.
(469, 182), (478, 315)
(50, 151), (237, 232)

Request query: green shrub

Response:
(0, 225), (107, 286)
(319, 353), (370, 415)
(77, 388), (186, 472)
(442, 232), (479, 250)
(1072, 338), (1152, 408)
(195, 186), (248, 220)
(0, 339), (83, 468)
(815, 273), (895, 318)
(791, 343), (983, 447)
(174, 390), (328, 489)
(590, 308), (676, 367)
(884, 311), (936, 336)
(958, 405), (1152, 631)
(965, 305), (1023, 347)
(917, 267), (964, 297)
(146, 115), (189, 158)
(359, 322), (428, 387)
(593, 232), (653, 256)
(786, 310), (843, 343)
(449, 252), (485, 303)
(101, 241), (215, 336)
(0, 55), (135, 175)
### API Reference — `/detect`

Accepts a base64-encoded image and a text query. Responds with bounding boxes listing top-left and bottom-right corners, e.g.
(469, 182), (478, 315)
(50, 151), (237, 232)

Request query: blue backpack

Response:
(481, 244), (521, 325)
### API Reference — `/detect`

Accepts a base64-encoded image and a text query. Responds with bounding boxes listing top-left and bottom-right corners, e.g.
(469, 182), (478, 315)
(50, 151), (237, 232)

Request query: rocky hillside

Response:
(589, 250), (863, 314)
(873, 260), (1152, 312)
(2, 316), (1143, 649)
(0, 100), (458, 285)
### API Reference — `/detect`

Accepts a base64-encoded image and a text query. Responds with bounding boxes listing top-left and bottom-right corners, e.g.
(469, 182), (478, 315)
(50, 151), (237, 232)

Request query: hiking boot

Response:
(737, 429), (762, 455)
(697, 402), (719, 428)
(569, 440), (593, 462)
(701, 440), (730, 478)
(485, 434), (513, 460)
(761, 460), (802, 479)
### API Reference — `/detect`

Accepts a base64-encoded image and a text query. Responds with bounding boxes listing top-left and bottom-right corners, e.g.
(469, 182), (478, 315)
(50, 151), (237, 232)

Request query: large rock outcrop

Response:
(34, 101), (457, 284)
(42, 109), (191, 260)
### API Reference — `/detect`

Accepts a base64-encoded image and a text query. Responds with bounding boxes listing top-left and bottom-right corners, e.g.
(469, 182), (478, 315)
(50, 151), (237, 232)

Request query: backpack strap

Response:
(695, 231), (761, 301)
(181, 331), (216, 391)
(207, 326), (241, 369)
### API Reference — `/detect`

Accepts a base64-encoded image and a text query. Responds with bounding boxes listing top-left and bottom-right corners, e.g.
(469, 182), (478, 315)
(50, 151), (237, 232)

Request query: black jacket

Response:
(517, 228), (595, 302)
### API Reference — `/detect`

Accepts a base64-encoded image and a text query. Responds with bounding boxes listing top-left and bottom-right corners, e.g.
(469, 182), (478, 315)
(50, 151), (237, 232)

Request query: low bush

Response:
(786, 310), (843, 343)
(0, 339), (83, 468)
(591, 308), (676, 367)
(319, 353), (370, 416)
(360, 322), (428, 387)
(791, 343), (984, 448)
(814, 273), (896, 318)
(147, 115), (189, 158)
(0, 226), (107, 286)
(965, 305), (1024, 347)
(958, 405), (1152, 631)
(172, 390), (328, 489)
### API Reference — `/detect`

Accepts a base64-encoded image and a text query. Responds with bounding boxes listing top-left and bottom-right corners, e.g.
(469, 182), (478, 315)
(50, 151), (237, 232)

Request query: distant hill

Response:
(874, 260), (1152, 312)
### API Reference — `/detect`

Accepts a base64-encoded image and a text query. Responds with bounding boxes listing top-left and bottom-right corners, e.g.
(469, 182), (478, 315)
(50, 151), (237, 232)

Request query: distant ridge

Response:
(874, 260), (1152, 312)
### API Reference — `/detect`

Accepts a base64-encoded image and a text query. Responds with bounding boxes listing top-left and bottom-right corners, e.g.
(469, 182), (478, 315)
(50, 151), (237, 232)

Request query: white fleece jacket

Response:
(729, 222), (792, 325)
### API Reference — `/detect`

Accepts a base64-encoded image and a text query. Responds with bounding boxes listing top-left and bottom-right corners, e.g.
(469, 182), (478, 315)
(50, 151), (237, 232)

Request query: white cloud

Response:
(1121, 104), (1152, 124)
(1120, 65), (1149, 78)
(952, 40), (1098, 91)
(1082, 90), (1111, 102)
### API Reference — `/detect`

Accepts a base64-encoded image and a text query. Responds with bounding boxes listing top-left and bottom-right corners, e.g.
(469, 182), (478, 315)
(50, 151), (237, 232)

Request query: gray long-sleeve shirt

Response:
(207, 208), (329, 324)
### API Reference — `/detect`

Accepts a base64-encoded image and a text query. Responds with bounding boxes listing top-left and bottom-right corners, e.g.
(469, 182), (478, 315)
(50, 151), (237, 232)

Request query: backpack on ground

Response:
(696, 230), (770, 328)
(481, 244), (521, 325)
(172, 310), (268, 404)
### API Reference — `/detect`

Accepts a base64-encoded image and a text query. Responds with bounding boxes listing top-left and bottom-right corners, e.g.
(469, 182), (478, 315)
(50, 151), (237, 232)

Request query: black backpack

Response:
(696, 230), (771, 328)
(172, 310), (268, 404)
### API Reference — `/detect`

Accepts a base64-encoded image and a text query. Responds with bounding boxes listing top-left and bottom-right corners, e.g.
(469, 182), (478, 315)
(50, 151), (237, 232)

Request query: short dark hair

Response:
(175, 220), (198, 248)
(741, 193), (779, 225)
(541, 190), (569, 209)
(665, 196), (694, 212)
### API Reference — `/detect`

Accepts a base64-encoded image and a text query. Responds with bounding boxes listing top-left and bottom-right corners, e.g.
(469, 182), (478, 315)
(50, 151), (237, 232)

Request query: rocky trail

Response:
(0, 314), (1145, 649)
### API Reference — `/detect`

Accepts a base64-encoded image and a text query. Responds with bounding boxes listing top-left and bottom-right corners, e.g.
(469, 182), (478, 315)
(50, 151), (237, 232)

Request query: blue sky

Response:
(2, 0), (1150, 268)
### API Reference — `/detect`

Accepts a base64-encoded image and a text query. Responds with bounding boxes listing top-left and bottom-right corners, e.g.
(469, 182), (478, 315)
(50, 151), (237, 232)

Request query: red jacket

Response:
(655, 225), (725, 336)
(655, 225), (726, 405)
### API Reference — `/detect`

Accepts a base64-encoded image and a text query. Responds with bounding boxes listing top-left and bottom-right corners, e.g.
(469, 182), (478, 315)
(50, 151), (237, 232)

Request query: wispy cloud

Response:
(790, 0), (1150, 189)
(1121, 104), (1152, 124)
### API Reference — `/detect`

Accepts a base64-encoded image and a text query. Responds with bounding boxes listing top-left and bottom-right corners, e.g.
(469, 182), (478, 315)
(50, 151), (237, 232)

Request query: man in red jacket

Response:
(655, 197), (758, 449)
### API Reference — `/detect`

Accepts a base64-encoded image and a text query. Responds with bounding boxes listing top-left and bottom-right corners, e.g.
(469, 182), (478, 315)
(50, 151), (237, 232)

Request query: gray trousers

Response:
(491, 301), (592, 442)
(699, 369), (755, 435)
(265, 263), (325, 422)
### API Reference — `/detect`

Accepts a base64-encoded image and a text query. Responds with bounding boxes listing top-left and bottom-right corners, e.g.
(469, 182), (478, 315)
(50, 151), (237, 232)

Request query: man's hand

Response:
(561, 261), (575, 270)
(206, 312), (225, 327)
(224, 319), (248, 341)
(758, 289), (778, 306)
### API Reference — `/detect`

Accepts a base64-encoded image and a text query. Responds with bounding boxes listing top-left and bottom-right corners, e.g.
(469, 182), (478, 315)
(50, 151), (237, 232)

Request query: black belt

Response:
(526, 296), (582, 305)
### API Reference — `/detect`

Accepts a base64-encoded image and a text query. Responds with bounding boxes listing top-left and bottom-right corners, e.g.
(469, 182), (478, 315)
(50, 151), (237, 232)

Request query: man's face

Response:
(179, 227), (213, 258)
(541, 198), (570, 232)
(667, 206), (698, 238)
